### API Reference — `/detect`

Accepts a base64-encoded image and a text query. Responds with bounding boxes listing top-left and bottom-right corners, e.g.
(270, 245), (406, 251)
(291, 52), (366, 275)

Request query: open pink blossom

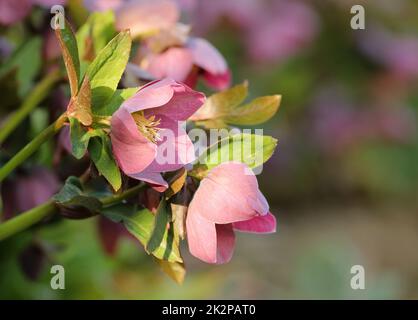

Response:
(110, 78), (205, 191)
(139, 37), (231, 90)
(186, 162), (276, 264)
(0, 0), (67, 26)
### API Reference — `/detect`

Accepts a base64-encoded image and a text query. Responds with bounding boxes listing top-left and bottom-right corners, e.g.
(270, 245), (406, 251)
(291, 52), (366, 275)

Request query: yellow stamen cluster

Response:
(132, 111), (162, 144)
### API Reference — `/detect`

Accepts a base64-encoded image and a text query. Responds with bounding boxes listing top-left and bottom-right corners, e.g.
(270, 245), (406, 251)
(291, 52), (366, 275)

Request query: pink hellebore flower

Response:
(186, 162), (276, 264)
(110, 79), (205, 191)
(0, 0), (67, 26)
(140, 37), (231, 90)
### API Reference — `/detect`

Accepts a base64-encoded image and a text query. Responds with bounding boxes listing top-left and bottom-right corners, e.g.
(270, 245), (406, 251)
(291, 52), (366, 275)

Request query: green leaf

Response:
(89, 132), (122, 191)
(191, 82), (281, 127)
(0, 37), (42, 97)
(225, 95), (281, 125)
(93, 87), (138, 116)
(190, 133), (278, 178)
(76, 11), (116, 59)
(69, 118), (101, 159)
(102, 204), (183, 262)
(191, 82), (248, 122)
(146, 197), (171, 253)
(54, 176), (102, 214)
(55, 19), (80, 97)
(85, 31), (132, 109)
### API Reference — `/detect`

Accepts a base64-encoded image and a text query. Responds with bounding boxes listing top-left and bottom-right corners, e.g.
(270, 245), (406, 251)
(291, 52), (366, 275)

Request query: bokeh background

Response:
(1, 0), (418, 299)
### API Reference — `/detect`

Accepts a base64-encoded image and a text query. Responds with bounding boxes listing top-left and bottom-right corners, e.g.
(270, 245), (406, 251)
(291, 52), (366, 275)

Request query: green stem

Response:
(0, 183), (146, 241)
(0, 201), (56, 241)
(100, 183), (146, 206)
(0, 70), (62, 144)
(0, 113), (67, 183)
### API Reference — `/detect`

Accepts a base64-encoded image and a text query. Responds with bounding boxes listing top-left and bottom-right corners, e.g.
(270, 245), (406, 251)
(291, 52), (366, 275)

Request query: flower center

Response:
(132, 111), (162, 144)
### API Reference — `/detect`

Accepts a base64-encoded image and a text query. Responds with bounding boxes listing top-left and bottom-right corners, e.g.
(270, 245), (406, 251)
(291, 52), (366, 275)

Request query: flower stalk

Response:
(0, 183), (146, 241)
(0, 113), (68, 183)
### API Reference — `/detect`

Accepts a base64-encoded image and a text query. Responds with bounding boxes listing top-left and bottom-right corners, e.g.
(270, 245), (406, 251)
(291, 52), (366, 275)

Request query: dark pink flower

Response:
(186, 162), (276, 264)
(110, 79), (205, 190)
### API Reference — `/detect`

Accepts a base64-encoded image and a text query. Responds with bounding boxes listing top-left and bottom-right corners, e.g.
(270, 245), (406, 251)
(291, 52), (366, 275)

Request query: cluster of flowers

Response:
(0, 0), (279, 271)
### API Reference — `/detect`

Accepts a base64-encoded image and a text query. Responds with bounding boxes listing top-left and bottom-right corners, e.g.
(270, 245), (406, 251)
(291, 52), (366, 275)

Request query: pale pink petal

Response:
(186, 209), (217, 263)
(0, 0), (31, 25)
(188, 162), (269, 224)
(187, 37), (228, 75)
(215, 223), (235, 264)
(140, 115), (196, 173)
(83, 0), (122, 11)
(121, 78), (175, 113)
(145, 81), (205, 121)
(203, 69), (231, 90)
(110, 107), (157, 174)
(116, 0), (179, 38)
(127, 171), (168, 192)
(233, 212), (276, 234)
(145, 47), (194, 82)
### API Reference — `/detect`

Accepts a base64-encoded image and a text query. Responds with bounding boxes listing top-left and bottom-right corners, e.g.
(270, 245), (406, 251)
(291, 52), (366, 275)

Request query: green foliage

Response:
(0, 37), (41, 97)
(54, 176), (102, 214)
(93, 87), (138, 116)
(55, 19), (81, 96)
(85, 31), (132, 109)
(193, 82), (281, 127)
(190, 133), (278, 178)
(76, 11), (116, 70)
(69, 118), (101, 159)
(89, 132), (122, 191)
(102, 204), (183, 263)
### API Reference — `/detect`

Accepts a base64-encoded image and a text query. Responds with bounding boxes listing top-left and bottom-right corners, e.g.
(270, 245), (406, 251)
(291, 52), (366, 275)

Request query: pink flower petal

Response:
(145, 47), (194, 82)
(116, 0), (179, 38)
(203, 69), (231, 90)
(127, 171), (168, 192)
(110, 107), (157, 175)
(186, 209), (217, 263)
(188, 162), (269, 224)
(145, 81), (205, 121)
(233, 212), (276, 234)
(215, 223), (235, 264)
(187, 37), (228, 75)
(121, 78), (176, 114)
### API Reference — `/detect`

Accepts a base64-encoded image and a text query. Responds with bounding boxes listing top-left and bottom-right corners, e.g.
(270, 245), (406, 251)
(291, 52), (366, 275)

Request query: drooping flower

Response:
(186, 162), (276, 264)
(110, 78), (205, 191)
(137, 35), (231, 90)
